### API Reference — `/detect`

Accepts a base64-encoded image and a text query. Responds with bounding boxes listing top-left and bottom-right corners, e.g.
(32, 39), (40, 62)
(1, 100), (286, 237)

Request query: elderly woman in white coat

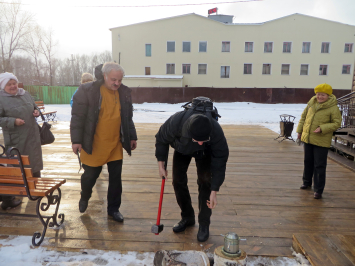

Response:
(0, 72), (43, 210)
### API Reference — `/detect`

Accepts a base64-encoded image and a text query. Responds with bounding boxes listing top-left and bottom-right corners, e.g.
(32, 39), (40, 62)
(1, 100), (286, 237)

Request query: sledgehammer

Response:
(151, 160), (167, 235)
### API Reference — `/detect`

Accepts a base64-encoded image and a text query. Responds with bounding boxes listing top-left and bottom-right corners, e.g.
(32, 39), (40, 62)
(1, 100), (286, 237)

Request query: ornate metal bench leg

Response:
(33, 197), (48, 246)
(32, 188), (65, 246)
(51, 188), (65, 227)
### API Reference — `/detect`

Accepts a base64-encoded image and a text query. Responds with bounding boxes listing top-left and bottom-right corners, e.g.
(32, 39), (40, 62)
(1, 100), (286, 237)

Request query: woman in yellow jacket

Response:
(296, 84), (341, 199)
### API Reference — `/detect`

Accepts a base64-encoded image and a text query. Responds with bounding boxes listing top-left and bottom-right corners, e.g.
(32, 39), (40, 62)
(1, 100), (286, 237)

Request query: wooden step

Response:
(328, 150), (355, 172)
(293, 233), (355, 266)
(331, 142), (355, 157)
(334, 134), (355, 144)
(335, 128), (355, 136)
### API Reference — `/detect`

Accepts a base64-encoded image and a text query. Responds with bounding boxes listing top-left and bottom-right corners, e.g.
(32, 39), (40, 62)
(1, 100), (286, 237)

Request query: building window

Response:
(166, 64), (175, 74)
(319, 65), (328, 75)
(199, 41), (207, 52)
(244, 64), (252, 74)
(321, 42), (330, 53)
(167, 41), (175, 52)
(283, 42), (292, 53)
(221, 66), (230, 78)
(245, 42), (253, 52)
(198, 64), (207, 74)
(262, 64), (271, 74)
(145, 67), (151, 75)
(345, 43), (353, 53)
(264, 42), (273, 53)
(281, 64), (290, 75)
(183, 42), (191, 52)
(222, 41), (230, 52)
(302, 42), (311, 53)
(300, 64), (309, 75)
(342, 65), (351, 74)
(145, 44), (151, 57)
(182, 64), (191, 74)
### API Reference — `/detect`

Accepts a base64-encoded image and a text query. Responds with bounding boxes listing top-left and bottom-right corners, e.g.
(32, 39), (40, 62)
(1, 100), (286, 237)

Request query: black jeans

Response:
(303, 143), (329, 194)
(80, 160), (123, 214)
(172, 150), (212, 226)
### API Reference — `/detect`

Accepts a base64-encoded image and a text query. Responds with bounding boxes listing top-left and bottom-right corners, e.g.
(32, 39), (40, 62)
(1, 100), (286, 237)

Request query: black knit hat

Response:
(188, 114), (212, 141)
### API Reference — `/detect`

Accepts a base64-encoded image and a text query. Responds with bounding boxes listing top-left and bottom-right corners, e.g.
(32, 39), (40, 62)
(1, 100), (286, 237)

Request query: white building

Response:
(110, 13), (355, 90)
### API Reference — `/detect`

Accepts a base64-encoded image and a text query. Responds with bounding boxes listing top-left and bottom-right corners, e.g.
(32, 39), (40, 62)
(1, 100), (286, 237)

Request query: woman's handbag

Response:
(37, 110), (55, 145)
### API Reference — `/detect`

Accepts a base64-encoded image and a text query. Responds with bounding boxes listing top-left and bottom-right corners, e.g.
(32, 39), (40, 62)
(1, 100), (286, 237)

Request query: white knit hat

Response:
(0, 72), (19, 90)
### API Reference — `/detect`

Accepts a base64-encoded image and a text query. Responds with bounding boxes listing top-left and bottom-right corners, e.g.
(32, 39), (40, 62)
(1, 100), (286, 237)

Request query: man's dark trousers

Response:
(80, 160), (123, 214)
(172, 150), (212, 226)
(303, 143), (329, 194)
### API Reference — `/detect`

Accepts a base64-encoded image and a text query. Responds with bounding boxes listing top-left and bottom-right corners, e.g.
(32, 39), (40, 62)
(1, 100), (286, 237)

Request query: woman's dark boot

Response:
(1, 196), (22, 210)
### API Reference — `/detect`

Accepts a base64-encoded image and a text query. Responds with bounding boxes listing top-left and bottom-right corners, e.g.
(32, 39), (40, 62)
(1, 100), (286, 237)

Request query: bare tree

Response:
(98, 50), (113, 63)
(40, 28), (58, 86)
(25, 25), (43, 83)
(0, 1), (33, 72)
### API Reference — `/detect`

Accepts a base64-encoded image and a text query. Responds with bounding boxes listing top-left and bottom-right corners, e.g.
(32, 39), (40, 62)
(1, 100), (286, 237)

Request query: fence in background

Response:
(24, 86), (77, 104)
(24, 86), (351, 104)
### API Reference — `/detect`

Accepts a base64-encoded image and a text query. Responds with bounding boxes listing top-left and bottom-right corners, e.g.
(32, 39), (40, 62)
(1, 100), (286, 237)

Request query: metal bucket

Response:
(223, 232), (240, 254)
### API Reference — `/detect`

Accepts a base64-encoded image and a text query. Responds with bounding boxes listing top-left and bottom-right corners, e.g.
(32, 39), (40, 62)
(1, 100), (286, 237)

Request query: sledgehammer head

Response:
(151, 224), (164, 235)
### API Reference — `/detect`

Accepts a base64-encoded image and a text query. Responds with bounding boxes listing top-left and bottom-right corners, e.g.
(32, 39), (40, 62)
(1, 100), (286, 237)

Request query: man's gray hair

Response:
(102, 62), (125, 76)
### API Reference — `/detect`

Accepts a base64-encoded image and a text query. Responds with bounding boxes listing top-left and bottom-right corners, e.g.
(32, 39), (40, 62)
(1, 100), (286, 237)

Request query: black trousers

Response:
(80, 160), (123, 214)
(303, 143), (329, 194)
(172, 150), (212, 226)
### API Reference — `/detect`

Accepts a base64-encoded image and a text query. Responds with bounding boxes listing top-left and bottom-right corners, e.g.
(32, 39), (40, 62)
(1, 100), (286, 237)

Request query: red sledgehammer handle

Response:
(155, 176), (166, 235)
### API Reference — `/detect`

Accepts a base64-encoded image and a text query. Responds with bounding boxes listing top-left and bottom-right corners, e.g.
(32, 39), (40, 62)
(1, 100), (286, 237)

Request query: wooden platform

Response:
(293, 234), (355, 266)
(1, 123), (355, 258)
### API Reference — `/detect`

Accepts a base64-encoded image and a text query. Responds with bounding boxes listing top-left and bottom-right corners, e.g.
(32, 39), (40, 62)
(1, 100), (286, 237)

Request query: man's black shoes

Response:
(197, 224), (209, 242)
(108, 211), (124, 222)
(300, 184), (311, 190)
(172, 218), (195, 233)
(79, 199), (88, 213)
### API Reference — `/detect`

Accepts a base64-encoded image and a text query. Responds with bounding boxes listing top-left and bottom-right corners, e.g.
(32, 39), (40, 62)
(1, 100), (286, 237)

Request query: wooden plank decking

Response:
(0, 123), (355, 258)
(293, 234), (355, 266)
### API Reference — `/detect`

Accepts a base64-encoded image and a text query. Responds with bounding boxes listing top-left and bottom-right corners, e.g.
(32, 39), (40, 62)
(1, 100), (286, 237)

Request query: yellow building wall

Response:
(112, 14), (355, 89)
(123, 78), (182, 87)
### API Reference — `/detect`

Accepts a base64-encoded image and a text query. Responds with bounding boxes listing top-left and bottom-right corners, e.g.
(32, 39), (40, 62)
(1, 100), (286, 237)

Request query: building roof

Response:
(110, 13), (355, 30)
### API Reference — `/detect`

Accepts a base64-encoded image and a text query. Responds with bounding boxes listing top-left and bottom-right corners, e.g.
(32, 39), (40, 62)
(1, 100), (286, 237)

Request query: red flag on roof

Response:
(208, 7), (217, 15)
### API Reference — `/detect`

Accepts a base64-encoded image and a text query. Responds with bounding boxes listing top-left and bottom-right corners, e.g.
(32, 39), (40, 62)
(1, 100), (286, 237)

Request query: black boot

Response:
(1, 197), (22, 210)
(172, 218), (195, 233)
(79, 199), (88, 213)
(108, 211), (124, 222)
(197, 224), (209, 242)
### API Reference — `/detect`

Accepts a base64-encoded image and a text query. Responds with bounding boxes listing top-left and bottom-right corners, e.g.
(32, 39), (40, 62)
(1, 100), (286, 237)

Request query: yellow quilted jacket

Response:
(296, 95), (341, 148)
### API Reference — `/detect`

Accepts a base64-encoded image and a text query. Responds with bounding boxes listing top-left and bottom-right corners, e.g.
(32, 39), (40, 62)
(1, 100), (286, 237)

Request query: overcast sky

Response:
(13, 0), (355, 58)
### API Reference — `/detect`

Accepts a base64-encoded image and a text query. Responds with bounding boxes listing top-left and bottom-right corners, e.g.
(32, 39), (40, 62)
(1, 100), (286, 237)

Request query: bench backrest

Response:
(0, 145), (34, 195)
(0, 145), (66, 198)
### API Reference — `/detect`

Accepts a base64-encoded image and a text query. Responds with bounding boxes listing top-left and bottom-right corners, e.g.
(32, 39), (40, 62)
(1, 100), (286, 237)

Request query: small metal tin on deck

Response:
(222, 232), (241, 257)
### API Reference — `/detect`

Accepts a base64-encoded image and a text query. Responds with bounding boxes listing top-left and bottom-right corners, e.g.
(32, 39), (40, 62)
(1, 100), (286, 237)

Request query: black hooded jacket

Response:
(155, 111), (229, 191)
(70, 64), (137, 156)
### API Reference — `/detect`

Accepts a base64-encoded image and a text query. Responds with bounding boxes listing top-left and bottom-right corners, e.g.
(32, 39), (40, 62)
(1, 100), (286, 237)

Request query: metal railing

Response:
(338, 92), (355, 128)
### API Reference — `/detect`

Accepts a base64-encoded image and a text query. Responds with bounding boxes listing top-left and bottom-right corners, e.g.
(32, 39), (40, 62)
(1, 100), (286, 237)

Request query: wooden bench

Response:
(35, 101), (57, 122)
(0, 144), (66, 246)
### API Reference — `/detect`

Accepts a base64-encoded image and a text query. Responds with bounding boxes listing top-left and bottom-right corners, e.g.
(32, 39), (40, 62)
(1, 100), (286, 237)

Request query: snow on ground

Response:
(0, 236), (311, 266)
(47, 102), (307, 140)
(0, 102), (310, 265)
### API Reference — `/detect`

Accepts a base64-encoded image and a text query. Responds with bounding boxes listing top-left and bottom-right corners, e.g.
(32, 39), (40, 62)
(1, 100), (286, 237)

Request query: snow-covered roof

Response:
(124, 75), (183, 79)
(110, 13), (355, 30)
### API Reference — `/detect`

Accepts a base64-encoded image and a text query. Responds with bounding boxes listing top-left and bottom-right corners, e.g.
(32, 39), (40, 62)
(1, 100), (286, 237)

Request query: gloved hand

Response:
(296, 138), (302, 146)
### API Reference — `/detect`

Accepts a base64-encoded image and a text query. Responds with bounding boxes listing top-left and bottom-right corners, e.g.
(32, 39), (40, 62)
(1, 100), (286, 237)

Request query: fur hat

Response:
(314, 83), (333, 95)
